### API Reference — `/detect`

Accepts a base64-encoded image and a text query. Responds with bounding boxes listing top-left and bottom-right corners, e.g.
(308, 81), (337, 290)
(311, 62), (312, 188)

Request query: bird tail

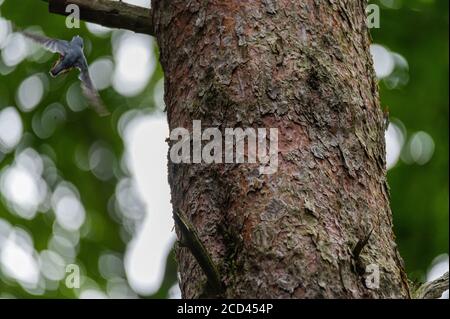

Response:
(49, 56), (70, 77)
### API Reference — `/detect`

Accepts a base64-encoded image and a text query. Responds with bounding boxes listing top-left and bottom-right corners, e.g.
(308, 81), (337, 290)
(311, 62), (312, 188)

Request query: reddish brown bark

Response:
(153, 0), (410, 298)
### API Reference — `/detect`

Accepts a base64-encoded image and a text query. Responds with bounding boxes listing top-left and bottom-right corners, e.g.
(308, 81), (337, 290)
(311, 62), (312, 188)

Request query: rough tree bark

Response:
(152, 0), (411, 298)
(43, 0), (449, 300)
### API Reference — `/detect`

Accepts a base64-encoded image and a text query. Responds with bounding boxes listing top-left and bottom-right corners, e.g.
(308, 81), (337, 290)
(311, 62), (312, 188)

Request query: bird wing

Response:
(76, 57), (110, 117)
(21, 31), (70, 55)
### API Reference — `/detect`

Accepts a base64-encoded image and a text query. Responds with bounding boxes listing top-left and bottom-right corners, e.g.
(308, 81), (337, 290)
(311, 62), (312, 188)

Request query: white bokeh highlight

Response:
(112, 32), (156, 97)
(52, 182), (86, 232)
(89, 58), (114, 91)
(0, 148), (48, 220)
(1, 32), (28, 67)
(17, 74), (45, 112)
(0, 107), (23, 152)
(370, 44), (395, 79)
(0, 228), (40, 289)
(123, 115), (176, 295)
(409, 131), (435, 165)
(385, 121), (406, 170)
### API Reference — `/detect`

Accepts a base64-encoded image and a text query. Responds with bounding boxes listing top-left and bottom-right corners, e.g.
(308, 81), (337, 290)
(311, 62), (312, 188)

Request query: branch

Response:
(414, 272), (449, 299)
(173, 210), (224, 295)
(44, 0), (154, 35)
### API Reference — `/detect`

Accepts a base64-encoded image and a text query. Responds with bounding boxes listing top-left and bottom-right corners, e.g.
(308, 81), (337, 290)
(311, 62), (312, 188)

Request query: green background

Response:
(0, 0), (448, 298)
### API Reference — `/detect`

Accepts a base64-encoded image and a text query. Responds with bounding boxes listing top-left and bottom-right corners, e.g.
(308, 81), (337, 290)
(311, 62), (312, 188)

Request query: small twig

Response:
(352, 228), (374, 260)
(44, 0), (154, 35)
(414, 272), (449, 299)
(173, 210), (224, 295)
(351, 228), (374, 276)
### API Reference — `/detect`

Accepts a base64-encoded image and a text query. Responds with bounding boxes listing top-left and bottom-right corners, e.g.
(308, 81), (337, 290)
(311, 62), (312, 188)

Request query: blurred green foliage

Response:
(0, 0), (448, 298)
(370, 0), (449, 280)
(0, 0), (174, 298)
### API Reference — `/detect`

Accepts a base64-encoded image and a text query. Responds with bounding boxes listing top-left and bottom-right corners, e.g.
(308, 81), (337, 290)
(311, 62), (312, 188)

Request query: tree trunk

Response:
(153, 0), (410, 298)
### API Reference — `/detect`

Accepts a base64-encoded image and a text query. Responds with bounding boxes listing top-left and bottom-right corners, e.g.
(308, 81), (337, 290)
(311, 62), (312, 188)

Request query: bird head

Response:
(71, 35), (84, 48)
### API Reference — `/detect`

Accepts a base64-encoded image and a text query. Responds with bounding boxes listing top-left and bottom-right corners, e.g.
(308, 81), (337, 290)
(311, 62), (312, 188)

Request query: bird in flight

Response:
(21, 31), (110, 116)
